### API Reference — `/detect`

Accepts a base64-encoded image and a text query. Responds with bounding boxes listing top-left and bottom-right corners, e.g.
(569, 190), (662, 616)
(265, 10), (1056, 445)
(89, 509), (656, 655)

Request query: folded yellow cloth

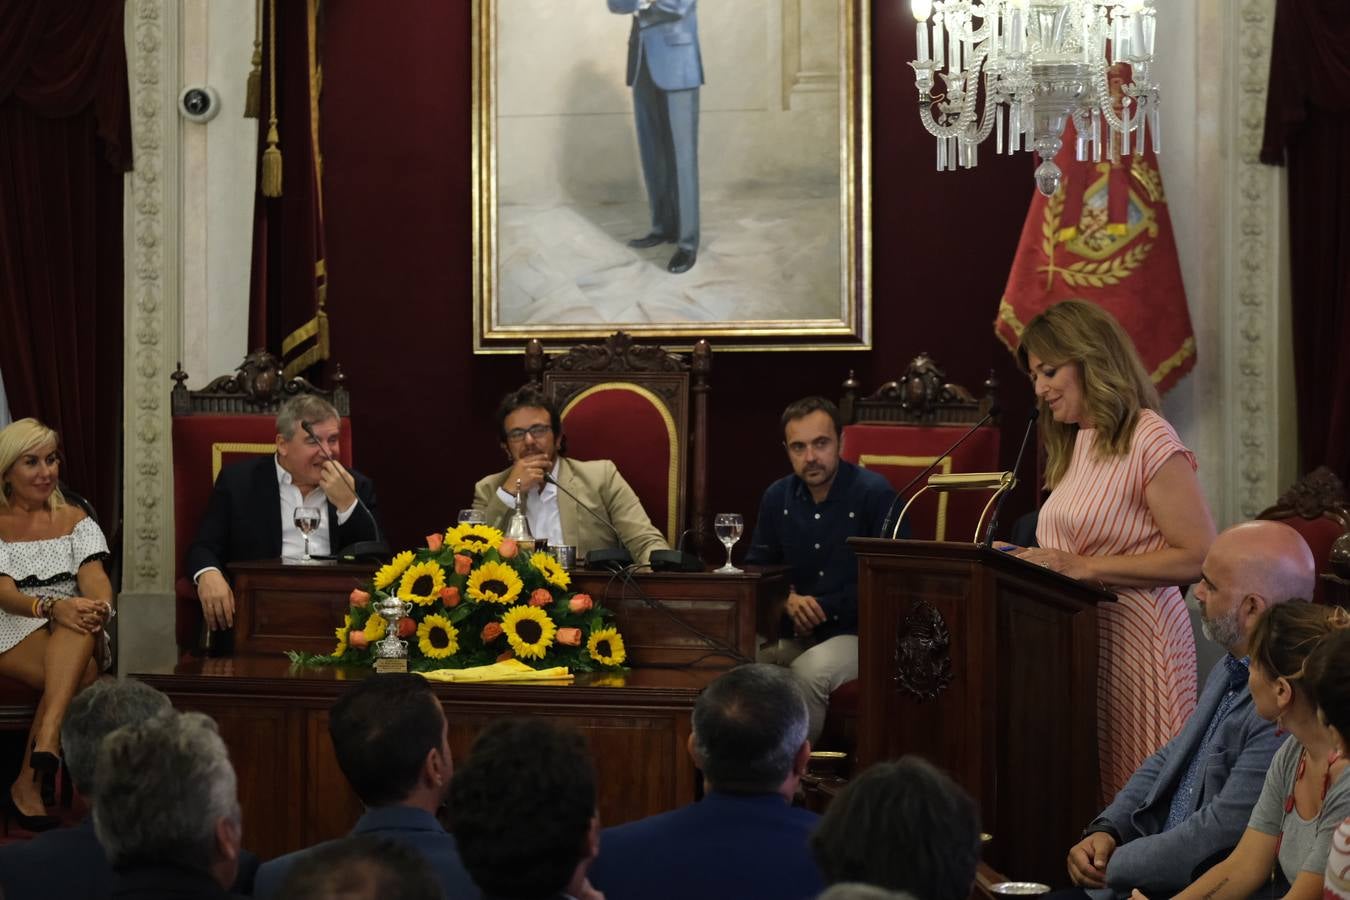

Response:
(421, 658), (573, 683)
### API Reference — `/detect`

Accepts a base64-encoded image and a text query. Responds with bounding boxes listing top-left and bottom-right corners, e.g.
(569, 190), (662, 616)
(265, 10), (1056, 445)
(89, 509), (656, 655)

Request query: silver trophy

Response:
(373, 594), (411, 673)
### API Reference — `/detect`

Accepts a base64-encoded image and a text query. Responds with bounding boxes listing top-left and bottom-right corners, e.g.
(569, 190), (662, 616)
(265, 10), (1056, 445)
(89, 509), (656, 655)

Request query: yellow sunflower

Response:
(466, 561), (524, 605)
(362, 613), (389, 643)
(398, 560), (447, 606)
(587, 627), (626, 667)
(529, 551), (571, 590)
(417, 614), (459, 659)
(501, 605), (558, 660)
(333, 613), (352, 656)
(373, 550), (415, 590)
(446, 523), (504, 555)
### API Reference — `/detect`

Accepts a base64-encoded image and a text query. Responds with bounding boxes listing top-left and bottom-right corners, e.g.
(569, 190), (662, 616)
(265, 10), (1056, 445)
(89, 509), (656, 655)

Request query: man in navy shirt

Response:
(746, 396), (896, 741)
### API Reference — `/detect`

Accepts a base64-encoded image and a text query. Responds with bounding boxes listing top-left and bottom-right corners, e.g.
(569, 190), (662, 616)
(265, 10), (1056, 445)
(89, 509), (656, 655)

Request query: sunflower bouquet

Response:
(299, 522), (627, 673)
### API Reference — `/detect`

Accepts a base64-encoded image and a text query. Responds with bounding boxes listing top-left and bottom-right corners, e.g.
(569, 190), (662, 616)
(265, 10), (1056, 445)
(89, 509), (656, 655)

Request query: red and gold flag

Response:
(994, 119), (1195, 394)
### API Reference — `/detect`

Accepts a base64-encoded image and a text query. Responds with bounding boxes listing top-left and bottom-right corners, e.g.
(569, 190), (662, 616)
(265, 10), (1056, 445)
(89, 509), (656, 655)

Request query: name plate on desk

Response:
(227, 560), (788, 668)
(373, 658), (408, 674)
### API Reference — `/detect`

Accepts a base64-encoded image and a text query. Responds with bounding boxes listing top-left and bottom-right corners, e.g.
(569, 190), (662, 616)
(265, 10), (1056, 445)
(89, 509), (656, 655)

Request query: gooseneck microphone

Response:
(981, 407), (1039, 548)
(301, 420), (387, 559)
(880, 404), (1001, 540)
(543, 471), (621, 542)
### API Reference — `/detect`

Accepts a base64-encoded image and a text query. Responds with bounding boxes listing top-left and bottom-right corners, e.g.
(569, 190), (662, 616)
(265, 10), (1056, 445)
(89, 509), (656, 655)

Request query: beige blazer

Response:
(472, 457), (669, 566)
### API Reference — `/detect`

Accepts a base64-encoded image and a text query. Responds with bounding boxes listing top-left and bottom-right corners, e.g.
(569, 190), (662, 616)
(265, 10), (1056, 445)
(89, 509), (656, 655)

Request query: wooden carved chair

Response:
(170, 349), (355, 654)
(839, 353), (1001, 541)
(1257, 466), (1350, 605)
(525, 331), (710, 551)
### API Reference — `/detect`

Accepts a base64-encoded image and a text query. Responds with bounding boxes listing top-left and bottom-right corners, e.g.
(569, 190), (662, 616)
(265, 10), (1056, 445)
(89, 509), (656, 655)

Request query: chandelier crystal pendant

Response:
(909, 0), (1160, 196)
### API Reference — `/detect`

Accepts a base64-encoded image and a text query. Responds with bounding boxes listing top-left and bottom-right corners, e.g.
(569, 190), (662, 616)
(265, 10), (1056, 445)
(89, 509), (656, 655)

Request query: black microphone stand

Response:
(879, 406), (1000, 540)
(300, 420), (387, 559)
(980, 408), (1039, 548)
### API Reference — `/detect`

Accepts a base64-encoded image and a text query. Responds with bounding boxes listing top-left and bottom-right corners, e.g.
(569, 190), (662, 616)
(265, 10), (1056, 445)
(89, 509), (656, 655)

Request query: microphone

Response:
(879, 405), (1001, 540)
(542, 471), (632, 570)
(301, 420), (388, 560)
(981, 407), (1039, 548)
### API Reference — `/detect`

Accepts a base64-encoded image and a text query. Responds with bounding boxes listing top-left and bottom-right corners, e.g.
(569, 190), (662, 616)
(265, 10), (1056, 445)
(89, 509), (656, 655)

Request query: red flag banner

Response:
(994, 120), (1195, 395)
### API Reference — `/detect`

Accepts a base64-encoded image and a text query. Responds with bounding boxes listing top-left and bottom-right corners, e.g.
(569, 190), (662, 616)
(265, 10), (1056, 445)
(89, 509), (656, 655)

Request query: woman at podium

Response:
(1015, 301), (1216, 799)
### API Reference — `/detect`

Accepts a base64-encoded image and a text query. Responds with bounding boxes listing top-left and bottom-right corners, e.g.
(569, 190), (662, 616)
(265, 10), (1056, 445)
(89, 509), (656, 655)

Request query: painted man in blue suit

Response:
(254, 675), (476, 900)
(588, 664), (826, 900)
(1060, 520), (1316, 899)
(608, 0), (703, 274)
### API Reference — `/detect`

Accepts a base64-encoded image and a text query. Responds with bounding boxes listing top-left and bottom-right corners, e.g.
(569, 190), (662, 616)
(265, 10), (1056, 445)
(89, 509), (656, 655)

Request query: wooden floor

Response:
(136, 656), (719, 860)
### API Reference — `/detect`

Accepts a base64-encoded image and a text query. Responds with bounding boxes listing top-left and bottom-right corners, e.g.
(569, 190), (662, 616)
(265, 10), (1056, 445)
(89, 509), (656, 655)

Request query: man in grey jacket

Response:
(1064, 519), (1316, 898)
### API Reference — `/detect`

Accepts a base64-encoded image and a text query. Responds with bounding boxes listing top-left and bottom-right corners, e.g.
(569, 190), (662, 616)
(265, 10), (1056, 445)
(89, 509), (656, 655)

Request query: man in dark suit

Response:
(587, 664), (825, 900)
(253, 675), (475, 900)
(608, 0), (703, 274)
(187, 394), (380, 634)
(1061, 520), (1316, 899)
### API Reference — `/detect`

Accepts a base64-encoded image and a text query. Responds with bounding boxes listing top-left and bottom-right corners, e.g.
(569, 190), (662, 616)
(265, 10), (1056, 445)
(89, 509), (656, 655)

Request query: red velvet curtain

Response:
(0, 0), (131, 538)
(1261, 0), (1350, 481)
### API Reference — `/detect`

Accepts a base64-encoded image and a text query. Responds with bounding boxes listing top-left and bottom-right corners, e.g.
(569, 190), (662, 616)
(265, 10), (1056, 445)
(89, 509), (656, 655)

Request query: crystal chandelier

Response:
(909, 0), (1160, 196)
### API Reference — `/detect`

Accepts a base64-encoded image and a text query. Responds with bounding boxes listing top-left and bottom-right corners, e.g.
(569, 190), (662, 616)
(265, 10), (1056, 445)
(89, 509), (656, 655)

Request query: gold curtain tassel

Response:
(261, 124), (283, 197)
(244, 0), (262, 118)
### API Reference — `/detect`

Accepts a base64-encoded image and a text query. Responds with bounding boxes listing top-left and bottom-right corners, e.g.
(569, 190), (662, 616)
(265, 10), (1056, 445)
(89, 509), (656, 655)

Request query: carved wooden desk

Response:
(136, 656), (719, 860)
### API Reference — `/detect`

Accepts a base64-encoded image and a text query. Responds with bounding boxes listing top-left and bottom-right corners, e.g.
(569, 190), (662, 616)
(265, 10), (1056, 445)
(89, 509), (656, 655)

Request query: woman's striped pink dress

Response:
(1036, 409), (1198, 802)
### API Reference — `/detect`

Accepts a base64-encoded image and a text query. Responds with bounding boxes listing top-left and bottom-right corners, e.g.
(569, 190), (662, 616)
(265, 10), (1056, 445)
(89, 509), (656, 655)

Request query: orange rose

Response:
(496, 650), (516, 663)
(568, 594), (594, 614)
(397, 617), (417, 638)
(557, 627), (583, 647)
(454, 554), (473, 575)
(498, 539), (519, 559)
(439, 586), (461, 608)
(348, 630), (369, 650)
(529, 588), (552, 608)
(481, 622), (503, 643)
(349, 589), (371, 608)
(426, 532), (443, 551)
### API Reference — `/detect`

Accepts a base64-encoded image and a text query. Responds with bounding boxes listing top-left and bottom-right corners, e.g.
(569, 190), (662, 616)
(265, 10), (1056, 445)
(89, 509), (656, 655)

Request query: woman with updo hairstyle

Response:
(1133, 603), (1350, 900)
(0, 418), (111, 831)
(1305, 625), (1350, 900)
(1014, 299), (1216, 798)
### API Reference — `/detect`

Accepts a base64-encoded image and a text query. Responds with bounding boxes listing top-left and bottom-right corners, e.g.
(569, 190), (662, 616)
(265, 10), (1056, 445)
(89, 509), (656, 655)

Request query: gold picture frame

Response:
(472, 0), (871, 352)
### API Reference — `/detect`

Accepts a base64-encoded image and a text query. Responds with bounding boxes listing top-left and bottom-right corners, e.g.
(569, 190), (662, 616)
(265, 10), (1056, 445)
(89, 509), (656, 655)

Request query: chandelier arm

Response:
(1091, 62), (1143, 134)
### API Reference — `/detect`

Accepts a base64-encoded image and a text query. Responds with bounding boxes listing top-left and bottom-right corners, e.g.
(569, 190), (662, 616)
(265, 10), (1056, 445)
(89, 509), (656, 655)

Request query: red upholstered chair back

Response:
(1257, 466), (1350, 605)
(170, 350), (353, 653)
(526, 332), (711, 548)
(840, 424), (1002, 541)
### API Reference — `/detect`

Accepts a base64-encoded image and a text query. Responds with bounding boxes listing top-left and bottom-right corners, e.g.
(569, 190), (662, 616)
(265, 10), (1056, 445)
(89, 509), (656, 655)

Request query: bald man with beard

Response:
(1061, 520), (1316, 900)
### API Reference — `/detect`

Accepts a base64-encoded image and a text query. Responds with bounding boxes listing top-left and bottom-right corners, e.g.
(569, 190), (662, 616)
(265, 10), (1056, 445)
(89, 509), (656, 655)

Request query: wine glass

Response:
(714, 513), (744, 574)
(294, 506), (321, 562)
(457, 508), (486, 525)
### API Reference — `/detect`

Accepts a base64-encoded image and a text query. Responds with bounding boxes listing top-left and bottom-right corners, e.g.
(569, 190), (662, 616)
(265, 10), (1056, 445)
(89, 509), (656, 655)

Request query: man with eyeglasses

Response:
(745, 396), (896, 744)
(471, 387), (669, 566)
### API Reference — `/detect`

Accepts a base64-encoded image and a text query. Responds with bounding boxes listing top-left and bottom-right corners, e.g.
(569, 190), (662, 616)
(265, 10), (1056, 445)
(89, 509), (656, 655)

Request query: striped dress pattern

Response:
(1037, 409), (1199, 802)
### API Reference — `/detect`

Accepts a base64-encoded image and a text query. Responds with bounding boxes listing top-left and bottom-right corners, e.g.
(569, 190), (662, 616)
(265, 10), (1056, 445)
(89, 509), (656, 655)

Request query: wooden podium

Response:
(851, 538), (1113, 886)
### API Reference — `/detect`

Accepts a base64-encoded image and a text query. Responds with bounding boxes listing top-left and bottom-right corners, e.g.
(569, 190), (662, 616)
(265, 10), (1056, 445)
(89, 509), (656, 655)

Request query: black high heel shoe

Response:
(1, 790), (59, 834)
(30, 750), (60, 808)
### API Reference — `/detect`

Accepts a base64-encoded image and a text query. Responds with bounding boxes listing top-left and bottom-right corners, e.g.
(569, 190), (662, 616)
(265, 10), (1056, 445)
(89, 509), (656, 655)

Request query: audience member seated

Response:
(1306, 626), (1350, 900)
(253, 673), (474, 900)
(588, 664), (825, 900)
(95, 710), (244, 899)
(0, 418), (112, 831)
(472, 387), (668, 566)
(0, 678), (171, 899)
(187, 394), (380, 635)
(810, 756), (981, 900)
(1061, 520), (1315, 899)
(450, 718), (602, 900)
(277, 835), (444, 900)
(747, 397), (896, 744)
(1132, 603), (1350, 900)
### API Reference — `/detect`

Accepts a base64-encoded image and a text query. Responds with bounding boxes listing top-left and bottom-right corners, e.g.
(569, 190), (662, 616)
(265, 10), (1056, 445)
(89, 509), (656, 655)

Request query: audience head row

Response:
(1246, 600), (1350, 742)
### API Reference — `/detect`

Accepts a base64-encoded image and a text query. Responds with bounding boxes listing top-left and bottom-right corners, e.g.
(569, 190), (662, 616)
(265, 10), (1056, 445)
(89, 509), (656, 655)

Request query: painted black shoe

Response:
(626, 233), (673, 249)
(667, 248), (697, 274)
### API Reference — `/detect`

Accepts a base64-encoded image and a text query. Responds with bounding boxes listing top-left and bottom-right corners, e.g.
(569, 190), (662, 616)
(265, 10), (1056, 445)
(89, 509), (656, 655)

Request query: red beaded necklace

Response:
(1275, 746), (1344, 860)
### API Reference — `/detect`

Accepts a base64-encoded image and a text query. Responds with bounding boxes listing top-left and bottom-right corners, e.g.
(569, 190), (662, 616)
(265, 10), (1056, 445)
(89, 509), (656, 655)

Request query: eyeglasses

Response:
(505, 424), (553, 443)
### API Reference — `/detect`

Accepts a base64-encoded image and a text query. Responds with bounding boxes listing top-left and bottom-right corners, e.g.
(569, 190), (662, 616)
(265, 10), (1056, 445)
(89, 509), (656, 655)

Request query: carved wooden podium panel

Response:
(851, 538), (1112, 886)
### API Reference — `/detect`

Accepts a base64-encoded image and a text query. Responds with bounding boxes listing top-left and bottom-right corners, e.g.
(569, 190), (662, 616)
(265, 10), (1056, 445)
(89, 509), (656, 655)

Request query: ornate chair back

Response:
(170, 350), (354, 653)
(838, 354), (1001, 542)
(1257, 467), (1350, 605)
(525, 332), (710, 549)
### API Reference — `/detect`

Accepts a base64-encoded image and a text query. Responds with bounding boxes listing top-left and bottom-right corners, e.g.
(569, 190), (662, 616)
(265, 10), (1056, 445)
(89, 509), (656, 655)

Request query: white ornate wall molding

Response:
(120, 0), (181, 672)
(1222, 0), (1287, 521)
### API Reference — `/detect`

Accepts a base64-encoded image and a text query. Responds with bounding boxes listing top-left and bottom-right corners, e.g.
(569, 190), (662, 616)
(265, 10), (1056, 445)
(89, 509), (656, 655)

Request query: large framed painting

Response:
(472, 0), (871, 352)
